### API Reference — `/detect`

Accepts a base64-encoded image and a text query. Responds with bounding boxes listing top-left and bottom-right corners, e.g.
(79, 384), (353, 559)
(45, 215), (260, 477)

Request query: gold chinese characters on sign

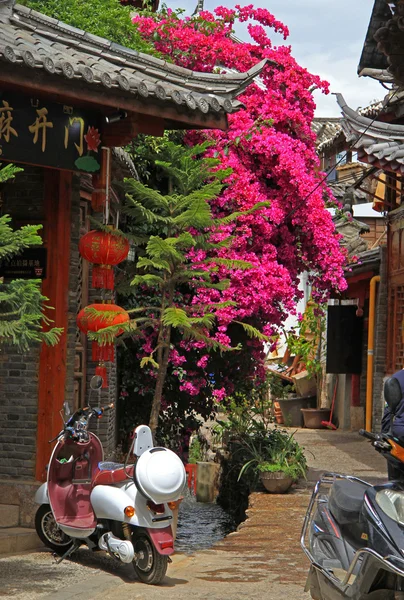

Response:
(29, 107), (54, 152)
(0, 92), (102, 172)
(0, 100), (18, 143)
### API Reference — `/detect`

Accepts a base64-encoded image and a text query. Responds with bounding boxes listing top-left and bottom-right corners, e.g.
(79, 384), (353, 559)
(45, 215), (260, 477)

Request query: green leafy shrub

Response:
(23, 0), (159, 56)
(237, 427), (307, 482)
(188, 437), (203, 464)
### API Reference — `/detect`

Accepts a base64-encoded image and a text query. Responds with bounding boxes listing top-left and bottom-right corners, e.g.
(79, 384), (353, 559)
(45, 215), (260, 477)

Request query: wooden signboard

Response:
(0, 91), (102, 172)
(0, 247), (47, 280)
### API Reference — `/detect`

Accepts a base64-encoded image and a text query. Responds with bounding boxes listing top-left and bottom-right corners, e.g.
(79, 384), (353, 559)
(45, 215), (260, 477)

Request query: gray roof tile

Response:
(0, 2), (267, 118)
(337, 93), (404, 173)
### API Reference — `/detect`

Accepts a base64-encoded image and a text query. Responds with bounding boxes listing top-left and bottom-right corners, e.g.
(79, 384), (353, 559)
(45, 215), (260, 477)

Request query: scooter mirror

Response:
(63, 401), (71, 418)
(90, 375), (103, 391)
(384, 376), (402, 414)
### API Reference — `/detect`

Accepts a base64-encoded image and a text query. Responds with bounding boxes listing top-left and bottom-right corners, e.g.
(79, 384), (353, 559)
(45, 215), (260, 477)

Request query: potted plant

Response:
(282, 301), (330, 428)
(238, 428), (307, 494)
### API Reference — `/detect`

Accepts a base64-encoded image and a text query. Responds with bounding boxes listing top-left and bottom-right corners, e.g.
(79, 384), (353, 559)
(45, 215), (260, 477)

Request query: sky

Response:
(163, 0), (384, 118)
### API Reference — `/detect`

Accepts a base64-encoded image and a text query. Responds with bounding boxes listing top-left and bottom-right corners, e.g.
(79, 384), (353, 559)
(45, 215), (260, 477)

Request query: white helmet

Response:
(135, 447), (186, 504)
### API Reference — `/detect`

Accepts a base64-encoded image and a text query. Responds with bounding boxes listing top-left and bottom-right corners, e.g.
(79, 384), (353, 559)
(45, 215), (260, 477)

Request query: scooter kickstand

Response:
(53, 541), (79, 565)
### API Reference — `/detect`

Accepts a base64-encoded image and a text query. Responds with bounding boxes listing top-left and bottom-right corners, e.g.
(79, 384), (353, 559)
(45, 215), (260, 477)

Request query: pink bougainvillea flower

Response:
(129, 4), (347, 401)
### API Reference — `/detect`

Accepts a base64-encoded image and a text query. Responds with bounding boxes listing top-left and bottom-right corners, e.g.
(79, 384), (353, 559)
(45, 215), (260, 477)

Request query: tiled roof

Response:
(346, 247), (381, 275)
(373, 1), (404, 87)
(312, 101), (384, 153)
(358, 0), (391, 79)
(336, 93), (404, 173)
(0, 1), (266, 118)
(328, 181), (369, 203)
(312, 118), (343, 152)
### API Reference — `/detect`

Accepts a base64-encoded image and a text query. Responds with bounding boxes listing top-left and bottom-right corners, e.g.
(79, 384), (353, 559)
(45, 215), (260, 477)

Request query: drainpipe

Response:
(366, 275), (381, 431)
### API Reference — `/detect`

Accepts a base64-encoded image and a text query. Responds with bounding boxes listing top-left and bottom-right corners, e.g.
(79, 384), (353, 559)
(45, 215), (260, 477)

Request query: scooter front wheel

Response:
(35, 504), (73, 554)
(132, 533), (168, 585)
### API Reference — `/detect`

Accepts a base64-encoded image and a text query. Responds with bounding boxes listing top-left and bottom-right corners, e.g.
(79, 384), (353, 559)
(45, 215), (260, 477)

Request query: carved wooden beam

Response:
(101, 113), (165, 147)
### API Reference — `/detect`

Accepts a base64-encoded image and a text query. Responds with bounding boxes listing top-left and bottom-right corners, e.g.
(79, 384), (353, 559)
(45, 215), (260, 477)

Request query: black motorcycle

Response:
(301, 377), (404, 599)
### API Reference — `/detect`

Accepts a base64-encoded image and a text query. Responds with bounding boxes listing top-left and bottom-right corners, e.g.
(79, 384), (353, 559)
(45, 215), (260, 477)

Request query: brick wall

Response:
(86, 273), (118, 459)
(0, 167), (44, 479)
(64, 175), (81, 412)
(373, 246), (388, 432)
(0, 168), (119, 481)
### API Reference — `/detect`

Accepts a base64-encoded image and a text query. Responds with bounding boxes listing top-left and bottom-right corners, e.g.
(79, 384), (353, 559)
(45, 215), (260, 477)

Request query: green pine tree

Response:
(90, 142), (269, 432)
(0, 164), (62, 351)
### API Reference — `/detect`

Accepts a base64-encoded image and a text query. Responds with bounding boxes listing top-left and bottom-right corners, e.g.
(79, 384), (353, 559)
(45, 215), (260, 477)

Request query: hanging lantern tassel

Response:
(92, 264), (114, 290)
(77, 304), (130, 393)
(95, 363), (108, 389)
(92, 341), (115, 363)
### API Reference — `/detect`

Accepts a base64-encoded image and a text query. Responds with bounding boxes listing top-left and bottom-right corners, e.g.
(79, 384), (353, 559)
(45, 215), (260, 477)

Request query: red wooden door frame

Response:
(35, 170), (72, 482)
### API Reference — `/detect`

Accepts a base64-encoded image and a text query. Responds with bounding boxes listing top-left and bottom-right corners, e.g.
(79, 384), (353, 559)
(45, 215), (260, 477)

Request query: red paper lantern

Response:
(79, 230), (129, 290)
(76, 303), (130, 363)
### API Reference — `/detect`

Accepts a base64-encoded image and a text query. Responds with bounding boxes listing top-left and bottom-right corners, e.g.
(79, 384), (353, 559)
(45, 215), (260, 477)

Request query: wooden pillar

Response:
(35, 170), (72, 481)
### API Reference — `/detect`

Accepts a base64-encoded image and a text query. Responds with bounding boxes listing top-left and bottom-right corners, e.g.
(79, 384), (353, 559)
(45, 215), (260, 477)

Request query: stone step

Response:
(0, 527), (43, 556)
(0, 504), (19, 528)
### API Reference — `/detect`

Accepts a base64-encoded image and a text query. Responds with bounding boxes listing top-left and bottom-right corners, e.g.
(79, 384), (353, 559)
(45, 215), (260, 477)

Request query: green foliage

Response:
(215, 393), (274, 441)
(267, 371), (293, 401)
(237, 427), (307, 483)
(96, 141), (265, 358)
(285, 300), (326, 377)
(107, 140), (268, 432)
(0, 165), (62, 351)
(256, 461), (304, 480)
(188, 436), (203, 464)
(214, 388), (306, 490)
(23, 0), (158, 56)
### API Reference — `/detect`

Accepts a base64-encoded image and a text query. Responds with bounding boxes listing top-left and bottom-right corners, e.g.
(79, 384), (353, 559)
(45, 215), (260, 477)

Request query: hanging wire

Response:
(287, 88), (399, 218)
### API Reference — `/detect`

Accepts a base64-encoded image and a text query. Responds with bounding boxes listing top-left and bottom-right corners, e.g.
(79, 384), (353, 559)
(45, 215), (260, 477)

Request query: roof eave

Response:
(0, 63), (229, 133)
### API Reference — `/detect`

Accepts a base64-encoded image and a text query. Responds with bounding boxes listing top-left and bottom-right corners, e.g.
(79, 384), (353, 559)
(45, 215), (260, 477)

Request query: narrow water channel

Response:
(175, 490), (236, 554)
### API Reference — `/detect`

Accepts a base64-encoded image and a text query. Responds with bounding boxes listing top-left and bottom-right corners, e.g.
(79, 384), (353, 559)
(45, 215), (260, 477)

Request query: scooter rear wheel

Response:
(35, 504), (73, 554)
(132, 533), (168, 585)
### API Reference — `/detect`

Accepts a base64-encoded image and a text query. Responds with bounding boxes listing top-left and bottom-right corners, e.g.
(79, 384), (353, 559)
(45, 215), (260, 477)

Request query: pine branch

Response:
(205, 257), (255, 270)
(131, 274), (164, 287)
(213, 201), (270, 227)
(234, 321), (269, 342)
(124, 179), (169, 210)
(123, 195), (171, 225)
(137, 256), (171, 272)
(146, 236), (184, 262)
(161, 307), (191, 328)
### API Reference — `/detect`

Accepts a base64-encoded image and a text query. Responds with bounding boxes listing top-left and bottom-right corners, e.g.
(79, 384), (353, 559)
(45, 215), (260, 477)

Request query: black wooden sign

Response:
(326, 305), (363, 374)
(0, 91), (102, 172)
(0, 248), (47, 280)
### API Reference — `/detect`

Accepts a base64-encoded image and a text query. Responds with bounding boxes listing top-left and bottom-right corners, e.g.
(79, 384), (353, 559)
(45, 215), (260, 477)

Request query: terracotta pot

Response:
(273, 401), (284, 424)
(278, 395), (316, 427)
(259, 471), (294, 494)
(301, 408), (331, 429)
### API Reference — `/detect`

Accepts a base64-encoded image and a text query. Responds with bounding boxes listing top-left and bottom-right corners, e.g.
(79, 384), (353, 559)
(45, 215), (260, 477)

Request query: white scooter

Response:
(34, 376), (186, 585)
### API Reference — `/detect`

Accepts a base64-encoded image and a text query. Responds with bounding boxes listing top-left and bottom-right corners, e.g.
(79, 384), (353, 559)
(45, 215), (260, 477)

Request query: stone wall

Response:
(0, 167), (44, 479)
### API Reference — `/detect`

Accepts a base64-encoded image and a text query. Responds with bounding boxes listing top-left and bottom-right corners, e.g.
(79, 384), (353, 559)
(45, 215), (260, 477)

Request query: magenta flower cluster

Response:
(132, 5), (347, 402)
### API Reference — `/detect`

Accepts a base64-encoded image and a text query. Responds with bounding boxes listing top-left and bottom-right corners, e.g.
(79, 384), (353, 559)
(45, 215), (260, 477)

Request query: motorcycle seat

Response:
(329, 479), (368, 525)
(92, 463), (135, 487)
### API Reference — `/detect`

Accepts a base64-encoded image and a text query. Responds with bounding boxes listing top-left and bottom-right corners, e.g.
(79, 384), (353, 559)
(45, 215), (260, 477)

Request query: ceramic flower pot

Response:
(259, 471), (294, 494)
(301, 408), (331, 429)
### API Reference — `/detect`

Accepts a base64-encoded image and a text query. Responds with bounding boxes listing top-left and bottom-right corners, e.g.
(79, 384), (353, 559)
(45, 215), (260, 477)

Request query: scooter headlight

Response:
(376, 489), (404, 526)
